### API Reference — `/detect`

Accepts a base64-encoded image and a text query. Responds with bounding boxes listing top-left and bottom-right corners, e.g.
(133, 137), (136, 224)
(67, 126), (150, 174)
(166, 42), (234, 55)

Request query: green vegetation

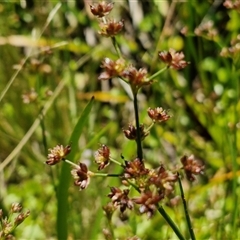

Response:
(0, 1), (239, 239)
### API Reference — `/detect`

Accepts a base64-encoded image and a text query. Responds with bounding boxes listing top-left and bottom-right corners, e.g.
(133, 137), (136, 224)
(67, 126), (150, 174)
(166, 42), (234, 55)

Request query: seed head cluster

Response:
(44, 0), (204, 223)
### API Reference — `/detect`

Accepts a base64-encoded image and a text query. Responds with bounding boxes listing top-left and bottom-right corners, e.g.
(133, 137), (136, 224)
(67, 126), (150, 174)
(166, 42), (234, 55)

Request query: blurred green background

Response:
(0, 1), (239, 239)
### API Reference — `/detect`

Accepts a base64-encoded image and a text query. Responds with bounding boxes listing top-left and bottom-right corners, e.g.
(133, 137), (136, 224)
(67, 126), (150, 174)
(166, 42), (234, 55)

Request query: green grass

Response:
(0, 1), (239, 239)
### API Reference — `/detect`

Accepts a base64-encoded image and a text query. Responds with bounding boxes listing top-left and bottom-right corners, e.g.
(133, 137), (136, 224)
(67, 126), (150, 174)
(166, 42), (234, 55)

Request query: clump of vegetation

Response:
(0, 1), (239, 239)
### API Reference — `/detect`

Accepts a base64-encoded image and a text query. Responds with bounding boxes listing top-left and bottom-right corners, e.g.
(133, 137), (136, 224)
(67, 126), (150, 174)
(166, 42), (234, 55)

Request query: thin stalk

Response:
(157, 205), (186, 240)
(178, 173), (196, 240)
(148, 66), (168, 81)
(133, 93), (143, 161)
(109, 157), (124, 167)
(92, 173), (122, 177)
(106, 217), (115, 240)
(111, 37), (122, 58)
(63, 160), (121, 178)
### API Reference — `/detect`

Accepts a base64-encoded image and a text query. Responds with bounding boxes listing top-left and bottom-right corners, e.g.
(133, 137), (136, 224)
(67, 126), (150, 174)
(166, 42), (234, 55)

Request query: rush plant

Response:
(46, 2), (204, 240)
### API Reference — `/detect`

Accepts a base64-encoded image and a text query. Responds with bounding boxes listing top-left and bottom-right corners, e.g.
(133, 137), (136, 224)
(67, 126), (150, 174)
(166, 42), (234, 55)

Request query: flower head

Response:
(194, 20), (218, 39)
(98, 58), (126, 81)
(123, 124), (148, 140)
(99, 19), (124, 37)
(147, 107), (171, 123)
(224, 0), (240, 11)
(14, 210), (30, 226)
(181, 155), (205, 181)
(133, 190), (164, 218)
(124, 158), (149, 179)
(108, 187), (134, 213)
(46, 145), (71, 165)
(11, 203), (22, 213)
(121, 66), (151, 92)
(158, 49), (190, 70)
(90, 1), (114, 17)
(220, 35), (240, 59)
(149, 165), (178, 196)
(71, 162), (92, 190)
(22, 88), (38, 104)
(94, 144), (110, 170)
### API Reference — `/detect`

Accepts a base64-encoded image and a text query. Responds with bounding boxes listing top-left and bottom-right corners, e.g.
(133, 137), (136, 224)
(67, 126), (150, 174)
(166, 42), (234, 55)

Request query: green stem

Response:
(109, 157), (124, 167)
(148, 66), (168, 81)
(106, 217), (115, 240)
(92, 173), (121, 177)
(133, 93), (143, 161)
(111, 37), (122, 58)
(157, 205), (186, 240)
(178, 173), (196, 240)
(63, 159), (79, 168)
(145, 121), (155, 132)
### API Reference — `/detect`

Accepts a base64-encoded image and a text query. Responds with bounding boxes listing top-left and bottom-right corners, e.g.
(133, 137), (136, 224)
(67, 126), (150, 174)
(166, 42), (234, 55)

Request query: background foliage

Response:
(0, 1), (239, 239)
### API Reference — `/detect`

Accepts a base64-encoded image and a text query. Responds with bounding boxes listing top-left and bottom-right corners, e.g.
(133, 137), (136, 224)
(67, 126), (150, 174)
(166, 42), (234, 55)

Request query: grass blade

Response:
(56, 97), (94, 240)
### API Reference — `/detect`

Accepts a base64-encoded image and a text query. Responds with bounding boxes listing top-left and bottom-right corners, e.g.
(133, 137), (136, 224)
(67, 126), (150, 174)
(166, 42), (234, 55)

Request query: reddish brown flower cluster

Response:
(71, 162), (92, 190)
(94, 144), (110, 170)
(90, 1), (124, 38)
(224, 0), (240, 11)
(108, 187), (134, 213)
(98, 58), (126, 80)
(181, 155), (205, 181)
(122, 65), (152, 92)
(99, 19), (124, 37)
(149, 165), (178, 196)
(124, 158), (149, 179)
(194, 20), (218, 39)
(106, 159), (179, 217)
(123, 124), (148, 140)
(158, 49), (190, 70)
(133, 191), (164, 218)
(99, 58), (152, 92)
(0, 203), (30, 239)
(90, 1), (114, 17)
(220, 35), (240, 59)
(147, 107), (171, 123)
(46, 145), (71, 165)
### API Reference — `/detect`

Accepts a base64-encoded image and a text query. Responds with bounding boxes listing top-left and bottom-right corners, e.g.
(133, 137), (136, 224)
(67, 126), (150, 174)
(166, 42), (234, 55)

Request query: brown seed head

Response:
(123, 124), (148, 140)
(90, 1), (114, 17)
(149, 165), (178, 196)
(102, 202), (117, 220)
(124, 158), (149, 179)
(133, 190), (164, 218)
(46, 145), (71, 165)
(147, 107), (171, 123)
(94, 144), (110, 170)
(181, 155), (205, 181)
(158, 48), (190, 70)
(99, 19), (124, 37)
(71, 162), (91, 190)
(108, 187), (134, 213)
(98, 58), (126, 80)
(121, 66), (151, 92)
(11, 203), (22, 213)
(14, 210), (30, 226)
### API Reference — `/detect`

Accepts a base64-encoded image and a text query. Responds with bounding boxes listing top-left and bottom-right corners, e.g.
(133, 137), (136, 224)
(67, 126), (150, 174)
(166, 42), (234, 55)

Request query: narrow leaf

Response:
(56, 97), (94, 240)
